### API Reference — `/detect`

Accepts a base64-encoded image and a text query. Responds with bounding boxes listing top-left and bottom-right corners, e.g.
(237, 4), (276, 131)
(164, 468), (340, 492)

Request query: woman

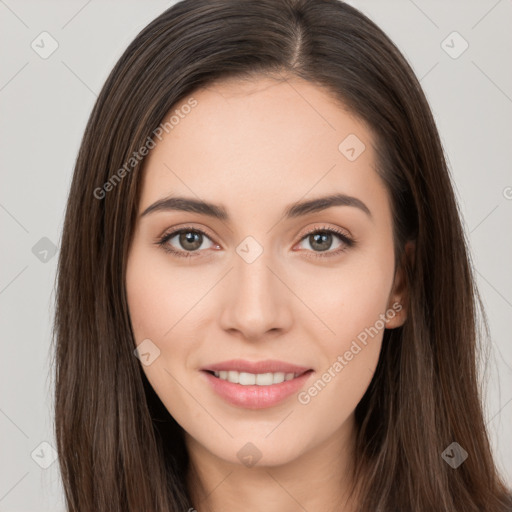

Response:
(53, 0), (512, 510)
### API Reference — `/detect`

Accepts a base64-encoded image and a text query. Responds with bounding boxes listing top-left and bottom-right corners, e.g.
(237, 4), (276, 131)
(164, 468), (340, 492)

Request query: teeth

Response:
(212, 370), (299, 385)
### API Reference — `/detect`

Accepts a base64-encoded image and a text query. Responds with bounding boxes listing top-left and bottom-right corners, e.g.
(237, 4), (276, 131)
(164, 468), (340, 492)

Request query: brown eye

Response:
(296, 226), (355, 259)
(177, 231), (204, 251)
(157, 227), (217, 257)
(307, 231), (335, 252)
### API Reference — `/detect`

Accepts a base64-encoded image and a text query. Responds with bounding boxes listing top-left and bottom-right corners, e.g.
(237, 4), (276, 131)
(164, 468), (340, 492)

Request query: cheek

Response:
(126, 245), (205, 342)
(294, 251), (393, 415)
(297, 252), (394, 346)
(126, 246), (203, 426)
(126, 244), (213, 390)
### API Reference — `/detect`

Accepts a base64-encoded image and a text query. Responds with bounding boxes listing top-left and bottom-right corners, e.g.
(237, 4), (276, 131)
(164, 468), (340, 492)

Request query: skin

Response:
(126, 74), (410, 512)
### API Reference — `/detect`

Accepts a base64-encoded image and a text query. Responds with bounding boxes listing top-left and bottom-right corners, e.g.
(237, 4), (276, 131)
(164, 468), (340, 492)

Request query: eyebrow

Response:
(140, 193), (372, 221)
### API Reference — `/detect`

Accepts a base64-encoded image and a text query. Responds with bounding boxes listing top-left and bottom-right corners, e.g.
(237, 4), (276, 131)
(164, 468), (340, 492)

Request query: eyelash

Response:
(155, 225), (356, 259)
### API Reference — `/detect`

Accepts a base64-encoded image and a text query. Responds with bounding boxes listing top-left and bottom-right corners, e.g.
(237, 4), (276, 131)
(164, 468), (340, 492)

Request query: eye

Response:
(295, 225), (355, 258)
(156, 224), (355, 259)
(156, 226), (218, 258)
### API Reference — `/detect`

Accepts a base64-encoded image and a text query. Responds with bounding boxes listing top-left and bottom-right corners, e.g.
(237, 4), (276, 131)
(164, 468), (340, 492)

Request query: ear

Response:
(385, 240), (415, 329)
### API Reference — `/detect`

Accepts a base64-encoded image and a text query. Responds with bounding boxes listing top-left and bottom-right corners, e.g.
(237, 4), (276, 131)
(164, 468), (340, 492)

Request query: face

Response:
(126, 75), (407, 468)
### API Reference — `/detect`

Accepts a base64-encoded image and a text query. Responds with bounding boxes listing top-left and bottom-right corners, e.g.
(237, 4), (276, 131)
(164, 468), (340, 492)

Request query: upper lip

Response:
(201, 359), (312, 375)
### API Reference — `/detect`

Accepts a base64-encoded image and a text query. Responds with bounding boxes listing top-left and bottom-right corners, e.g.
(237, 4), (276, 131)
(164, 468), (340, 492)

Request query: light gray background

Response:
(0, 0), (511, 510)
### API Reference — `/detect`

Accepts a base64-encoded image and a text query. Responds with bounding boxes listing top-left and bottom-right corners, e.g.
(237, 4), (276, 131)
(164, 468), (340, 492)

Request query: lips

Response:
(201, 359), (312, 375)
(200, 359), (314, 409)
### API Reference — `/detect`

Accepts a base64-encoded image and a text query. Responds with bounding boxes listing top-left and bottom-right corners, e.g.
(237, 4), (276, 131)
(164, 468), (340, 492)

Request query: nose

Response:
(218, 250), (293, 341)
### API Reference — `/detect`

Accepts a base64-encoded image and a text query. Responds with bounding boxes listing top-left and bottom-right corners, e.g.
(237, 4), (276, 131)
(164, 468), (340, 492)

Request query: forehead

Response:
(139, 75), (386, 221)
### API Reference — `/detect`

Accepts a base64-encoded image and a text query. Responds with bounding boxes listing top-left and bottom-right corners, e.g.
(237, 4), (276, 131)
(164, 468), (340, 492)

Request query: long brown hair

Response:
(52, 0), (512, 510)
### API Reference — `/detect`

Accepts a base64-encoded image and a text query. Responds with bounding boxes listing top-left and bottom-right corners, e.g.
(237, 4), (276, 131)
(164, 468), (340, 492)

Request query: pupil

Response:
(180, 231), (202, 250)
(311, 232), (331, 252)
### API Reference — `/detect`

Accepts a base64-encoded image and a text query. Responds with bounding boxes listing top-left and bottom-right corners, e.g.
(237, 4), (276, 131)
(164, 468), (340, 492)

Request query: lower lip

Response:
(202, 370), (314, 409)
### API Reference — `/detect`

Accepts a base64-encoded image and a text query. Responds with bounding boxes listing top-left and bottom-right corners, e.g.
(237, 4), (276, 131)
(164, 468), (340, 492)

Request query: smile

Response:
(209, 370), (303, 386)
(201, 362), (314, 409)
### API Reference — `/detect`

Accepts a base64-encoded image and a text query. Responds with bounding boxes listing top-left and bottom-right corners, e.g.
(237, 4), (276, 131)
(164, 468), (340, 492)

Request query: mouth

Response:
(200, 359), (314, 409)
(203, 369), (312, 386)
